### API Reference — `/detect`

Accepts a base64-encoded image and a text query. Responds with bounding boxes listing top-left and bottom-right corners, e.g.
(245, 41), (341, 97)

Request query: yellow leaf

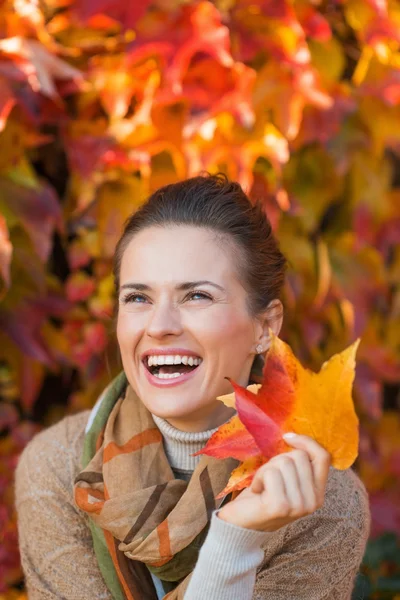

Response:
(271, 333), (360, 469)
(217, 383), (260, 408)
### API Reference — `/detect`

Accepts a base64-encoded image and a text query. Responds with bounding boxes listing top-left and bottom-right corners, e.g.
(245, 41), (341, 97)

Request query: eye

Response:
(185, 290), (212, 302)
(121, 292), (149, 304)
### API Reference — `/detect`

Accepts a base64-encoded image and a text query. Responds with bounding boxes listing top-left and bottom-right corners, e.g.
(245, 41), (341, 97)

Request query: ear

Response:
(254, 299), (283, 353)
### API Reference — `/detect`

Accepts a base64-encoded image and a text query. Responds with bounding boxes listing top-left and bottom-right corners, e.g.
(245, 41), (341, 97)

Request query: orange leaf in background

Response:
(0, 213), (12, 298)
(197, 332), (360, 497)
(0, 76), (15, 132)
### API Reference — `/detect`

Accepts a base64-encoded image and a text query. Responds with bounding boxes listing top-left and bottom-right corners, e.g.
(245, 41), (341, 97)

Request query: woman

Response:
(15, 174), (370, 600)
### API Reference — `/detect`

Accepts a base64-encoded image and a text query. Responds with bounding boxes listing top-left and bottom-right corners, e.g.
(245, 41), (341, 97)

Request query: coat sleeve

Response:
(14, 412), (113, 600)
(183, 468), (370, 600)
(252, 467), (371, 600)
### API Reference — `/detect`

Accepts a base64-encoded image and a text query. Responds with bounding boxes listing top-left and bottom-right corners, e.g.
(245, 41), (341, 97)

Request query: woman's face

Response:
(117, 225), (269, 432)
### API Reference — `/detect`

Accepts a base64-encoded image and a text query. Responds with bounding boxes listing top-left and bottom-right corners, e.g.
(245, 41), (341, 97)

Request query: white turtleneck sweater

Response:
(151, 414), (271, 600)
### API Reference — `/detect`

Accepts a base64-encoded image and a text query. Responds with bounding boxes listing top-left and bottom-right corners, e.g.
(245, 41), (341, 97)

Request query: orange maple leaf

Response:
(196, 331), (360, 497)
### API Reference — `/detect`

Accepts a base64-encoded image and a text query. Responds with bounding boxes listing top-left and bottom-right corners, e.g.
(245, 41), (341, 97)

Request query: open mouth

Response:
(143, 354), (203, 380)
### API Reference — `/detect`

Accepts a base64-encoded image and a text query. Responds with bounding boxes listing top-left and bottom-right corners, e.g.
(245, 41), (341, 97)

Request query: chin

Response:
(140, 393), (201, 419)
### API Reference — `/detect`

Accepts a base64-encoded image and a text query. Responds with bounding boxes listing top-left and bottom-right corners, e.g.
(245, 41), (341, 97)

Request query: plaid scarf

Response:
(74, 362), (263, 600)
(74, 356), (264, 600)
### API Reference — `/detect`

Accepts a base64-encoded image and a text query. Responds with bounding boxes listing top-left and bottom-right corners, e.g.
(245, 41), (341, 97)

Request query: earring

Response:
(256, 344), (263, 354)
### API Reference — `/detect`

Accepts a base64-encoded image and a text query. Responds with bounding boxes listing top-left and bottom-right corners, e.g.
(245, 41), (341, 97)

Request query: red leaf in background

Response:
(0, 37), (83, 98)
(64, 134), (114, 179)
(68, 239), (92, 270)
(0, 214), (12, 296)
(83, 322), (108, 354)
(355, 362), (383, 419)
(369, 490), (400, 538)
(0, 76), (15, 132)
(183, 62), (256, 134)
(297, 6), (331, 42)
(0, 404), (18, 431)
(11, 420), (41, 449)
(74, 0), (152, 30)
(164, 2), (234, 95)
(0, 295), (68, 368)
(359, 341), (400, 383)
(66, 272), (96, 303)
(0, 178), (62, 262)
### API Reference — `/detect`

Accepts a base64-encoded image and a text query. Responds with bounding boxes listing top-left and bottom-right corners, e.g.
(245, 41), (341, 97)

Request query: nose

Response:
(146, 299), (183, 339)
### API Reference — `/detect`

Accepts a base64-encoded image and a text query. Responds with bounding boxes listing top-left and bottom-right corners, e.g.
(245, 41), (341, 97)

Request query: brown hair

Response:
(113, 173), (286, 316)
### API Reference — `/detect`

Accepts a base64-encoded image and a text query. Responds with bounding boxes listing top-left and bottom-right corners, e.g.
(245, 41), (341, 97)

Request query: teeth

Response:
(146, 354), (202, 367)
(154, 372), (182, 379)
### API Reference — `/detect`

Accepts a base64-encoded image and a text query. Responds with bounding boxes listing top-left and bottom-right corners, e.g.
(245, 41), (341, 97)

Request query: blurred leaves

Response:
(0, 0), (399, 597)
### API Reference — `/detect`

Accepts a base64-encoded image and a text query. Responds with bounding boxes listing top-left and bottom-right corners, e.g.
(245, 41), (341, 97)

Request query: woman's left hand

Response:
(218, 434), (332, 532)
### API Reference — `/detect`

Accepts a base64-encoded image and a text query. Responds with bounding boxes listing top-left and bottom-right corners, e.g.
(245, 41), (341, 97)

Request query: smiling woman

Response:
(14, 174), (370, 600)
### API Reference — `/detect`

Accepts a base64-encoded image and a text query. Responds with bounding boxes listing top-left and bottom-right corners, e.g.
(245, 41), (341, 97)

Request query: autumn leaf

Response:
(65, 271), (96, 303)
(0, 178), (63, 262)
(0, 213), (12, 295)
(73, 0), (152, 31)
(197, 331), (360, 497)
(0, 37), (83, 98)
(0, 75), (15, 132)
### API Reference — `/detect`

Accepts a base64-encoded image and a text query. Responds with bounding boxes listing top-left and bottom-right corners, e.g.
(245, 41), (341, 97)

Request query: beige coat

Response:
(14, 410), (371, 599)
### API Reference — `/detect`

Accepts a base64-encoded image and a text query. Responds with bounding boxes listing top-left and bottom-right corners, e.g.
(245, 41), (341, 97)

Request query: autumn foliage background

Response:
(0, 0), (400, 597)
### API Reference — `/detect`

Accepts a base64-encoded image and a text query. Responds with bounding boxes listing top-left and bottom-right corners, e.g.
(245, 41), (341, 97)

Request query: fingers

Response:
(289, 449), (317, 512)
(252, 467), (288, 513)
(252, 462), (284, 498)
(251, 434), (330, 517)
(268, 455), (302, 510)
(283, 433), (331, 505)
(250, 457), (300, 515)
(262, 453), (314, 516)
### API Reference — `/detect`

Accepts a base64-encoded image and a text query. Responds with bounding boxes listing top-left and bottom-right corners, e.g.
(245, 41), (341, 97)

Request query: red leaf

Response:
(0, 178), (62, 262)
(0, 38), (83, 99)
(369, 490), (400, 538)
(66, 272), (96, 303)
(299, 7), (331, 42)
(74, 0), (152, 30)
(0, 77), (15, 132)
(229, 379), (286, 458)
(194, 415), (260, 461)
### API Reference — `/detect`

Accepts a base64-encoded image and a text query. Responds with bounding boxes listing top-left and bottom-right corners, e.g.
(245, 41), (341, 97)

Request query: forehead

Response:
(119, 225), (239, 286)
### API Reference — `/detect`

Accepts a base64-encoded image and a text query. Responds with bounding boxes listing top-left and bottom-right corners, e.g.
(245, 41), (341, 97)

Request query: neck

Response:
(161, 402), (236, 433)
(152, 413), (220, 471)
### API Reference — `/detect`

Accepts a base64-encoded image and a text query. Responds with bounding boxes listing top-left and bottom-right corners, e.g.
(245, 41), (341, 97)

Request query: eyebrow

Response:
(120, 280), (225, 292)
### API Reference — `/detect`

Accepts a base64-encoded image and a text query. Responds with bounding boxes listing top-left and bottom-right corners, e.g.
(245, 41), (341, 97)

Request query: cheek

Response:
(116, 311), (144, 349)
(191, 306), (254, 350)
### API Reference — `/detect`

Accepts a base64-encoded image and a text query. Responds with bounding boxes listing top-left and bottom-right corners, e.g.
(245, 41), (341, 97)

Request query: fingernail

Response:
(283, 432), (297, 439)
